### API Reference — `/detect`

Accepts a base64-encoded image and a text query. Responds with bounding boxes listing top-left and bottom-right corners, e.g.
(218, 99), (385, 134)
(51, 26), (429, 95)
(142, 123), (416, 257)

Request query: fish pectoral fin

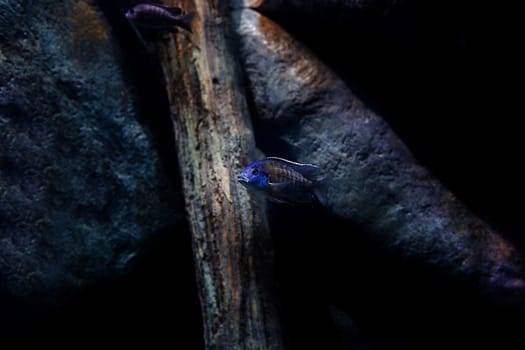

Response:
(267, 182), (294, 204)
(268, 182), (290, 193)
(270, 181), (321, 205)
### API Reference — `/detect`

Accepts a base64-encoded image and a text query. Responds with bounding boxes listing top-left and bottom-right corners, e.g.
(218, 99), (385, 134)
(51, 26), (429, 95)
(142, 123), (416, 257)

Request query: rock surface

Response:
(248, 0), (397, 17)
(234, 8), (524, 301)
(0, 0), (178, 302)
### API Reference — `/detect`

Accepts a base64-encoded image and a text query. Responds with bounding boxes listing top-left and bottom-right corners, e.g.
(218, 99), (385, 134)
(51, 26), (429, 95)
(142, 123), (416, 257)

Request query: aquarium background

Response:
(1, 0), (523, 348)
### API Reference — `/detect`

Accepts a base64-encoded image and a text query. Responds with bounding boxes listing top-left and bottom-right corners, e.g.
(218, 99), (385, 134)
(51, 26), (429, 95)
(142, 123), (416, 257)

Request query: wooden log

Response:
(156, 1), (285, 349)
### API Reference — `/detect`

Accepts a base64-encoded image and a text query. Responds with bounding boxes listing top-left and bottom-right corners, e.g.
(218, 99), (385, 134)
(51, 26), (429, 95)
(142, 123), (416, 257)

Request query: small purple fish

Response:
(237, 157), (328, 205)
(125, 3), (195, 33)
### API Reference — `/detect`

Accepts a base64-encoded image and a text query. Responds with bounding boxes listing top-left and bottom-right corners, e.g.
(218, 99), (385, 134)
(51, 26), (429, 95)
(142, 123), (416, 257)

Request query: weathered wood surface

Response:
(156, 1), (284, 349)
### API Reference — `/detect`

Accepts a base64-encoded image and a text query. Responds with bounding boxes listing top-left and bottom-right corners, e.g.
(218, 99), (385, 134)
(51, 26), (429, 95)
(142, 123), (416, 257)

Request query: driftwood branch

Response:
(157, 1), (284, 349)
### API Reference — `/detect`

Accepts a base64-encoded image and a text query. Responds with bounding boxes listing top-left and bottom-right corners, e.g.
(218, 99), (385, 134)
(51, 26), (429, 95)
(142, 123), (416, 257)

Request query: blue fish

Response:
(237, 157), (328, 205)
(125, 3), (195, 33)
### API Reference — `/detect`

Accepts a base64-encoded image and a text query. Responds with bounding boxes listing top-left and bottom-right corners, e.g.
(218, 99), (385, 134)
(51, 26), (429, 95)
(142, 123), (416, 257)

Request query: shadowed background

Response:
(1, 0), (523, 348)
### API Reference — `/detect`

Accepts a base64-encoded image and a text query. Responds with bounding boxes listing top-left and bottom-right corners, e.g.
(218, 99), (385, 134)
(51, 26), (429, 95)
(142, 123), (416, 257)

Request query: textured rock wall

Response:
(0, 0), (178, 301)
(234, 8), (524, 301)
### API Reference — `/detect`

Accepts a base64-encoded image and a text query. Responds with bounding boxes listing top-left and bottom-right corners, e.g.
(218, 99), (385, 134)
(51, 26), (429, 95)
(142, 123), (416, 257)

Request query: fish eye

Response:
(251, 168), (259, 176)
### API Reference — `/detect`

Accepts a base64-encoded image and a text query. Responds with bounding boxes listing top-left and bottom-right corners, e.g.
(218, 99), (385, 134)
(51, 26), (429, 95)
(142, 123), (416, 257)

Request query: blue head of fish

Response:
(237, 161), (270, 191)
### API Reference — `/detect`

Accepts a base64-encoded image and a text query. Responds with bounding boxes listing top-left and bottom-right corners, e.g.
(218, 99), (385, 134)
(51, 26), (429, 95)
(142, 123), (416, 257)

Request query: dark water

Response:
(263, 1), (524, 248)
(253, 1), (525, 349)
(1, 225), (204, 348)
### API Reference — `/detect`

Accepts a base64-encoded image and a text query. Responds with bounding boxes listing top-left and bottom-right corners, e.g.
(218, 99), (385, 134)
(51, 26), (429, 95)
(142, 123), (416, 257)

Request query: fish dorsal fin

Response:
(157, 4), (183, 16)
(265, 157), (320, 180)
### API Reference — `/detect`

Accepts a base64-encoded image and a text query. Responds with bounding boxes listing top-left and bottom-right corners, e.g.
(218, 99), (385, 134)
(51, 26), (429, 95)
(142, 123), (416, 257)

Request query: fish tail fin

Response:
(178, 12), (196, 33)
(313, 175), (330, 207)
